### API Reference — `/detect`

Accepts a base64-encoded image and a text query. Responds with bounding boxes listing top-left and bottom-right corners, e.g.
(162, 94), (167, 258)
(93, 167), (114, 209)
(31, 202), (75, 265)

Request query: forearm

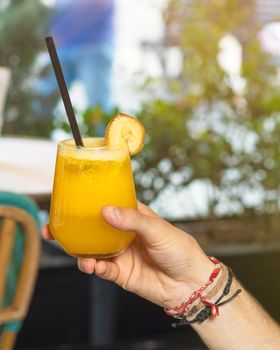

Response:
(192, 278), (280, 350)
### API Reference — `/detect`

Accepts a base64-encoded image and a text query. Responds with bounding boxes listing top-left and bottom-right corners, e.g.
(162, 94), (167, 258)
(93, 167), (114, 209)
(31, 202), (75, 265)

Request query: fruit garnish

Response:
(105, 113), (145, 155)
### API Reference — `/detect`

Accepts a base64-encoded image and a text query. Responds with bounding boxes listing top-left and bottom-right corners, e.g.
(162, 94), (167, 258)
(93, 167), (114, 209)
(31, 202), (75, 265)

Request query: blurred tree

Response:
(54, 105), (120, 139)
(134, 0), (280, 218)
(0, 0), (54, 136)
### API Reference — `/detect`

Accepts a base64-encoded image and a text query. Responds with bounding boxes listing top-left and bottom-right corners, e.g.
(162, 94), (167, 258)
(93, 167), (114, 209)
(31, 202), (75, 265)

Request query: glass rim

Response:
(58, 137), (128, 151)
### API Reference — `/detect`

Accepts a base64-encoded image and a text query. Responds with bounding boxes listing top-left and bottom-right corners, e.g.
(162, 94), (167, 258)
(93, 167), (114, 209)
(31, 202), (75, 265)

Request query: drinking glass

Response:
(49, 138), (136, 258)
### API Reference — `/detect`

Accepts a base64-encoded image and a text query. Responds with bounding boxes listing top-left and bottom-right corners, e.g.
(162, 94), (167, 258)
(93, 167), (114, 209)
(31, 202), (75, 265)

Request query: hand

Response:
(43, 202), (213, 309)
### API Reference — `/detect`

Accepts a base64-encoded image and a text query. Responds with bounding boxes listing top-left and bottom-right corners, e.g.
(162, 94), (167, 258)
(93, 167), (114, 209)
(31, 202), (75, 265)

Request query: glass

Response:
(49, 138), (137, 258)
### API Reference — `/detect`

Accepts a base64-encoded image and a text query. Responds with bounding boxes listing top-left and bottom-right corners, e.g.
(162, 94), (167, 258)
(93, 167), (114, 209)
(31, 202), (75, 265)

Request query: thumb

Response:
(102, 206), (173, 246)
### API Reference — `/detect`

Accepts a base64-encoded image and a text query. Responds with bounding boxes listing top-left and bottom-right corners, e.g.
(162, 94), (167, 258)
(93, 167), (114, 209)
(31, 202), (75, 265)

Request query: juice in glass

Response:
(49, 138), (137, 258)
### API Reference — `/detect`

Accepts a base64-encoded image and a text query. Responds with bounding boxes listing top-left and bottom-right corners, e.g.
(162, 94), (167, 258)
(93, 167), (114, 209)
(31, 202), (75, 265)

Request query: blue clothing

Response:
(58, 42), (114, 114)
(49, 0), (115, 49)
(39, 0), (115, 117)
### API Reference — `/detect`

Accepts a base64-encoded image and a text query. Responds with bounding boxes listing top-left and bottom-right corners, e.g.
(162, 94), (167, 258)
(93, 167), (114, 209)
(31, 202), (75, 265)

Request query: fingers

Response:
(102, 205), (174, 246)
(78, 258), (120, 284)
(41, 203), (158, 242)
(137, 201), (159, 218)
(42, 224), (54, 240)
(95, 260), (120, 283)
(78, 258), (97, 274)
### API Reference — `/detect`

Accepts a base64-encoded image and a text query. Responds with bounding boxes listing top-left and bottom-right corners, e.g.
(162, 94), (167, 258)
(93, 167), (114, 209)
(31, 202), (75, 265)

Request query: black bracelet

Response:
(171, 267), (241, 328)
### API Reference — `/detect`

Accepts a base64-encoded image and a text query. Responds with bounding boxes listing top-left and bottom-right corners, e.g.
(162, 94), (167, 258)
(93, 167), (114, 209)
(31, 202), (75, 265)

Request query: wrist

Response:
(162, 254), (215, 309)
(165, 258), (243, 330)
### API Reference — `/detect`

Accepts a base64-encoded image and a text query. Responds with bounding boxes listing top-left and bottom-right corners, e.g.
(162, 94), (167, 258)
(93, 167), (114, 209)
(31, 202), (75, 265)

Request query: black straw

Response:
(45, 36), (84, 147)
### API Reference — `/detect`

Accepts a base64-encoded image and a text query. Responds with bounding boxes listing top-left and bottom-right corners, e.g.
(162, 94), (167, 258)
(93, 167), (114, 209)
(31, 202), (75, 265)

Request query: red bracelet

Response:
(165, 256), (222, 319)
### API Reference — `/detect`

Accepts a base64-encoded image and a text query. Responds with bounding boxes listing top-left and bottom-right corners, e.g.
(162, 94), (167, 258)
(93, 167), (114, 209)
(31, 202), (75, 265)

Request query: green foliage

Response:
(82, 106), (120, 135)
(54, 105), (120, 137)
(0, 0), (54, 136)
(134, 0), (280, 217)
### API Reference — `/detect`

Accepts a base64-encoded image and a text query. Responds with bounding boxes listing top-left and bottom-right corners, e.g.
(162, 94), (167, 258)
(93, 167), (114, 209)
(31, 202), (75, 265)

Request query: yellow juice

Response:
(49, 138), (137, 258)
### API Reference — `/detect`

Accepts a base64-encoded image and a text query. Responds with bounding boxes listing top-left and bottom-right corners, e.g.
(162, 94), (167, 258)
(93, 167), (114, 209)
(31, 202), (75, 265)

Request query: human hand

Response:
(42, 202), (213, 309)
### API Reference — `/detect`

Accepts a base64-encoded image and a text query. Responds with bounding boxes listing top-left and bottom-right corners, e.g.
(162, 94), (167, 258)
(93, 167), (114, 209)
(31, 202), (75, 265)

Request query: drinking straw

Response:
(45, 36), (84, 147)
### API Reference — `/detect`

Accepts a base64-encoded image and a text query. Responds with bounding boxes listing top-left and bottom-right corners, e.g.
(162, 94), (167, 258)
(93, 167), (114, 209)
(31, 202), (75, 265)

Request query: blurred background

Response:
(1, 0), (280, 349)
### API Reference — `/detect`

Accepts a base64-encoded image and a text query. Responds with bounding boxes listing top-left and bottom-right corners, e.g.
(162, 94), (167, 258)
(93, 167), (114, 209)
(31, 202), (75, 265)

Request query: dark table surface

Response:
(18, 332), (207, 350)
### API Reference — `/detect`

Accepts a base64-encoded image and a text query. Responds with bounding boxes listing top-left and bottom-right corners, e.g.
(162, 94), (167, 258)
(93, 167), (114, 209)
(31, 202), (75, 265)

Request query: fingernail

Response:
(106, 206), (121, 222)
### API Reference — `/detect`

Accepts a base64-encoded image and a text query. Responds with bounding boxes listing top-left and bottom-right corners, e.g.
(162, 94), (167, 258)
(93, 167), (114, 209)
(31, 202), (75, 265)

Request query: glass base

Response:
(69, 249), (125, 259)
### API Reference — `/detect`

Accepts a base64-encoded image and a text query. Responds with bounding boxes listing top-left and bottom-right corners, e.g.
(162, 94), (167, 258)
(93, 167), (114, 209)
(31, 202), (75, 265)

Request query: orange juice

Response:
(49, 138), (136, 258)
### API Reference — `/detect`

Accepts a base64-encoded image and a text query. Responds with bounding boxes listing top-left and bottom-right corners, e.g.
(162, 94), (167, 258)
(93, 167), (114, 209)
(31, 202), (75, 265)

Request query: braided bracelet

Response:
(164, 257), (242, 327)
(165, 256), (222, 319)
(171, 267), (241, 327)
(186, 263), (228, 319)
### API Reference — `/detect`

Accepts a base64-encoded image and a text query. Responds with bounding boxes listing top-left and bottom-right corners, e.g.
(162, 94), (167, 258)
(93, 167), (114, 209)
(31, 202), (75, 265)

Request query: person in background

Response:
(43, 202), (280, 349)
(49, 0), (115, 113)
(38, 0), (115, 131)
